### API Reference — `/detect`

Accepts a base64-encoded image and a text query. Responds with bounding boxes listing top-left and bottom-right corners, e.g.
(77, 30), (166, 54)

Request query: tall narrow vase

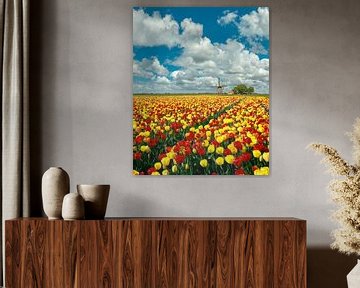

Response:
(42, 167), (70, 219)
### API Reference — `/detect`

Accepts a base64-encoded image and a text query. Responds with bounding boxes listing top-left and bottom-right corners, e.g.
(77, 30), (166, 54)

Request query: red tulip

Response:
(235, 169), (245, 175)
(134, 152), (142, 160)
(175, 155), (185, 164)
(135, 136), (143, 144)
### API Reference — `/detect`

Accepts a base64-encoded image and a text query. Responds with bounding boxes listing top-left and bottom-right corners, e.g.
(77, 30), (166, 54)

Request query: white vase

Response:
(347, 259), (360, 288)
(62, 192), (85, 220)
(42, 167), (70, 219)
(77, 184), (110, 219)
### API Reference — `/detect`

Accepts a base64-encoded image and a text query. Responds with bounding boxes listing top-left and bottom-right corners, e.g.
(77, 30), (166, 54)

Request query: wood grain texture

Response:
(5, 218), (306, 288)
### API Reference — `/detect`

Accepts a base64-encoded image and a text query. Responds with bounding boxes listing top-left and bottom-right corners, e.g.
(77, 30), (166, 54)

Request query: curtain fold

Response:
(0, 0), (30, 284)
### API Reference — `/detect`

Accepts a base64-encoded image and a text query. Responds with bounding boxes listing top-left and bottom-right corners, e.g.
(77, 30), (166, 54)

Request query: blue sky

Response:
(133, 7), (269, 94)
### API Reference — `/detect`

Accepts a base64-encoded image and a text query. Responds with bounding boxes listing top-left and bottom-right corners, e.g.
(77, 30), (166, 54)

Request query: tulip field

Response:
(133, 94), (270, 175)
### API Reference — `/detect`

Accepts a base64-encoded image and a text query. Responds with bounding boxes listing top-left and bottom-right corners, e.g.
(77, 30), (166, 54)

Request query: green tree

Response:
(247, 86), (254, 94)
(233, 84), (255, 95)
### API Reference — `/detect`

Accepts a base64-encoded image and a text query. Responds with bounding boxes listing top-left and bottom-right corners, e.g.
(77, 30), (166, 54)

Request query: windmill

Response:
(216, 77), (225, 94)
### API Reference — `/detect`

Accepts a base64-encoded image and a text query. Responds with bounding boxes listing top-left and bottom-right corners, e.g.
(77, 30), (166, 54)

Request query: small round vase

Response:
(77, 184), (110, 219)
(42, 167), (70, 219)
(62, 192), (85, 220)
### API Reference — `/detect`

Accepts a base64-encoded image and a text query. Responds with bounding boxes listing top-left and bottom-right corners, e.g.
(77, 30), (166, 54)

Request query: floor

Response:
(308, 248), (357, 287)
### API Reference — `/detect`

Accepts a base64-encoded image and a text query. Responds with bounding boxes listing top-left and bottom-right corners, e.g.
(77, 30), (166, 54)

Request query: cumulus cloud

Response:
(133, 56), (168, 79)
(216, 7), (269, 55)
(133, 8), (269, 94)
(135, 37), (269, 94)
(238, 7), (269, 39)
(180, 18), (203, 43)
(171, 38), (269, 94)
(217, 11), (238, 26)
(133, 9), (180, 48)
(155, 76), (171, 84)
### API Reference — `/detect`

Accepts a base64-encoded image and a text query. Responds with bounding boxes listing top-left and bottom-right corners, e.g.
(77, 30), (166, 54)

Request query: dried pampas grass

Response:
(308, 118), (360, 256)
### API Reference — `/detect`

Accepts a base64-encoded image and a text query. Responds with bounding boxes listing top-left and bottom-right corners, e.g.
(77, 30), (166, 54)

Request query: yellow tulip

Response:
(223, 118), (233, 124)
(225, 155), (235, 164)
(172, 165), (178, 173)
(254, 167), (269, 175)
(151, 172), (160, 175)
(140, 145), (150, 153)
(154, 162), (162, 170)
(253, 150), (261, 158)
(162, 169), (169, 175)
(260, 167), (269, 175)
(167, 151), (175, 159)
(207, 144), (215, 153)
(215, 157), (224, 166)
(200, 159), (208, 168)
(132, 170), (139, 175)
(263, 152), (270, 162)
(227, 143), (238, 154)
(216, 147), (224, 155)
(161, 157), (170, 167)
(216, 136), (225, 144)
(250, 137), (257, 145)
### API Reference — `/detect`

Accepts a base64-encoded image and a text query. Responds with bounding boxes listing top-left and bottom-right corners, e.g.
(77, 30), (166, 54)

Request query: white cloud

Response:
(133, 9), (269, 94)
(133, 57), (168, 79)
(133, 61), (153, 79)
(246, 38), (268, 55)
(148, 57), (168, 75)
(170, 70), (186, 79)
(170, 38), (269, 93)
(217, 11), (238, 26)
(133, 9), (180, 48)
(175, 18), (218, 65)
(180, 18), (203, 43)
(155, 76), (171, 84)
(238, 7), (269, 39)
(177, 37), (218, 64)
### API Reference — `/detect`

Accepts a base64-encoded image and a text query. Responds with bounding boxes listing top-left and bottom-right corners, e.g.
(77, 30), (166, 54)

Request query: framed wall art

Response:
(133, 7), (270, 175)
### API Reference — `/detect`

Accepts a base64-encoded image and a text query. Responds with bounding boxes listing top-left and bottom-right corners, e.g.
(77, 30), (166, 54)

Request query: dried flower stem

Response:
(309, 119), (360, 256)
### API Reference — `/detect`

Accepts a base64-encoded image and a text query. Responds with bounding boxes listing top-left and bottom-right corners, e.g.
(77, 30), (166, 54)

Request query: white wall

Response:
(32, 0), (360, 247)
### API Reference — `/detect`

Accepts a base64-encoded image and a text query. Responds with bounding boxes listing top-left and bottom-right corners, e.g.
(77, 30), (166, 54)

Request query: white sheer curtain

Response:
(0, 0), (30, 284)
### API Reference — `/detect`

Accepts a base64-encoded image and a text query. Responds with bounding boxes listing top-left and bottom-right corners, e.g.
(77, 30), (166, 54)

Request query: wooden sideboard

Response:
(5, 218), (306, 287)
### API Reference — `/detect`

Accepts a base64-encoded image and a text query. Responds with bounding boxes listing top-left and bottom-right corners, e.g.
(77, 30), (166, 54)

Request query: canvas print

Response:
(133, 7), (270, 175)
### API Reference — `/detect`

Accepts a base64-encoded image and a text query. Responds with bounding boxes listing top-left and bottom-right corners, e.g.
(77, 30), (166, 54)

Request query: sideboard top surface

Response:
(6, 217), (306, 222)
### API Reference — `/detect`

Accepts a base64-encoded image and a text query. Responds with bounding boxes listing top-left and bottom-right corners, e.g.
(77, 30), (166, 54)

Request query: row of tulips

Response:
(133, 95), (240, 147)
(133, 95), (269, 175)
